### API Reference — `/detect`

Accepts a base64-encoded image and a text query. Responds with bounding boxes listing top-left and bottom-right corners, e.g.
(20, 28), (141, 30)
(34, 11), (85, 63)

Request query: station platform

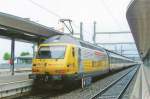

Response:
(0, 74), (29, 84)
(0, 67), (31, 84)
(0, 67), (31, 76)
(0, 71), (32, 98)
(130, 65), (150, 99)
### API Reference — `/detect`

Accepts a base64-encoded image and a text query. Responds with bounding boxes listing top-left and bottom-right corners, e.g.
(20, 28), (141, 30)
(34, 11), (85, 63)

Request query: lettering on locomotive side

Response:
(95, 51), (104, 56)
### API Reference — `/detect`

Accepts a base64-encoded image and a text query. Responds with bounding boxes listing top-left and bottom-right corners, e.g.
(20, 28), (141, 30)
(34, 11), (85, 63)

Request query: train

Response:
(29, 35), (136, 88)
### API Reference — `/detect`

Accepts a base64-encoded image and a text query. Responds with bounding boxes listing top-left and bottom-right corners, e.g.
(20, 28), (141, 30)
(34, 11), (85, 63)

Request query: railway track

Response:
(91, 66), (139, 99)
(15, 85), (75, 99)
(14, 65), (139, 99)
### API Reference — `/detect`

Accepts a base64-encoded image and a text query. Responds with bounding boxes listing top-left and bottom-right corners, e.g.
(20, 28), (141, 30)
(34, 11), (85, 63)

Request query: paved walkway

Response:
(130, 65), (150, 99)
(0, 74), (30, 84)
(0, 67), (31, 77)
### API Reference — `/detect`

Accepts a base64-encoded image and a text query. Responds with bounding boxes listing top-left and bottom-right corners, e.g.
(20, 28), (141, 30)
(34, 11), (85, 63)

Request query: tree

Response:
(3, 52), (11, 60)
(20, 52), (30, 56)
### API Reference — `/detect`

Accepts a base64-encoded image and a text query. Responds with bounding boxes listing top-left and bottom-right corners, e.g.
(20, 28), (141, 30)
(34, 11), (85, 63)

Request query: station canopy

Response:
(0, 12), (64, 42)
(126, 0), (150, 59)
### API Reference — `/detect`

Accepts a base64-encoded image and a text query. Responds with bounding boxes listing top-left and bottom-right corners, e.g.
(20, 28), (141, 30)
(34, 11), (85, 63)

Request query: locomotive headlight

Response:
(67, 64), (73, 67)
(33, 64), (36, 66)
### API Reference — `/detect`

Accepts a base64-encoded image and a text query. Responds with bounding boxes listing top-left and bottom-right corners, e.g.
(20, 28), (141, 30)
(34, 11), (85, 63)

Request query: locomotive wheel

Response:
(81, 76), (92, 88)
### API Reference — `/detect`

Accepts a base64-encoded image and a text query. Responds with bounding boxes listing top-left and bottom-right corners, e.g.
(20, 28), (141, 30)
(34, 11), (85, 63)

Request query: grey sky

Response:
(0, 0), (131, 31)
(0, 0), (133, 60)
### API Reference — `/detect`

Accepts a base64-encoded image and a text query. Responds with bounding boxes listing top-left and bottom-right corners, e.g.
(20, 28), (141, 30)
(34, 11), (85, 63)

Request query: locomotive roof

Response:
(44, 34), (104, 50)
(44, 34), (134, 61)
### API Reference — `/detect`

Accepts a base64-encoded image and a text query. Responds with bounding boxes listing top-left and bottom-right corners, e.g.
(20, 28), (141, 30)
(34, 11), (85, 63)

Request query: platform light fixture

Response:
(23, 33), (35, 37)
(0, 26), (7, 31)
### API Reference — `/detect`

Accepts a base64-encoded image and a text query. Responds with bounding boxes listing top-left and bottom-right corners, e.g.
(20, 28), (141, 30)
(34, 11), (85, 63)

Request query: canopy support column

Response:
(11, 38), (15, 75)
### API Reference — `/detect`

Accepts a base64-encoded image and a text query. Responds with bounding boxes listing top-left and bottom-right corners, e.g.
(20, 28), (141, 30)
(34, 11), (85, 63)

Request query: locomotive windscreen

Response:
(37, 46), (66, 59)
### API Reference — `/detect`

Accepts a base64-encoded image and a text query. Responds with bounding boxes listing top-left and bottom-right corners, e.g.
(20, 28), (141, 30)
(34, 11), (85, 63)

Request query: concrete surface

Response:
(0, 74), (30, 84)
(130, 65), (150, 99)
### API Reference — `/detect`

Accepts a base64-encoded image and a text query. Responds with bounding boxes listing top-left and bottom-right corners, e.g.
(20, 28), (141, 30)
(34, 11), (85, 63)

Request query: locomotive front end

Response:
(29, 43), (78, 81)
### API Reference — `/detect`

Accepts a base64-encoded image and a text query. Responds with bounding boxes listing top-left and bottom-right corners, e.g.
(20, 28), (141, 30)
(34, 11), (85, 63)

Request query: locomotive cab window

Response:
(37, 46), (66, 59)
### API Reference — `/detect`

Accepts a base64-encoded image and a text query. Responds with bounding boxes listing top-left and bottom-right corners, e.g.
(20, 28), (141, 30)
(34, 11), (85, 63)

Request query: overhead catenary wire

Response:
(28, 0), (84, 34)
(101, 0), (122, 30)
(28, 0), (125, 43)
(28, 0), (62, 19)
(28, 0), (91, 36)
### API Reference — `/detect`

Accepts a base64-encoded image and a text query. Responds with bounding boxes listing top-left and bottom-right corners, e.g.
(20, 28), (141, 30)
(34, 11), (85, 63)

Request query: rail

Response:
(91, 66), (139, 99)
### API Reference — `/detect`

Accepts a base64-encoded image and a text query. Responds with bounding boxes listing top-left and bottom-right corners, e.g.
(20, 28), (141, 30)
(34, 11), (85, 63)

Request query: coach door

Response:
(78, 48), (83, 73)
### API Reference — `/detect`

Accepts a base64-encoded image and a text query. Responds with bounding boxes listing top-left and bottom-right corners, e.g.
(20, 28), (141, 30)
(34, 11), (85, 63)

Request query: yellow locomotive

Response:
(29, 35), (136, 87)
